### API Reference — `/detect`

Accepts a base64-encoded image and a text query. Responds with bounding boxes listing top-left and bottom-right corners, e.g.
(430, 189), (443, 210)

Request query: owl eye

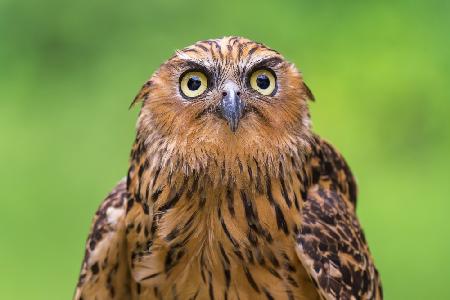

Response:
(180, 71), (208, 98)
(249, 69), (276, 96)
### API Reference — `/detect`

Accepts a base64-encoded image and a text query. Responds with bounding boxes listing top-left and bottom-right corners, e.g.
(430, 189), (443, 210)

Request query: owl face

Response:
(134, 37), (313, 174)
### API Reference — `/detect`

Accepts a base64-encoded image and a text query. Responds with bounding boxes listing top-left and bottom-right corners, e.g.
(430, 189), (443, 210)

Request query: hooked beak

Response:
(220, 82), (244, 133)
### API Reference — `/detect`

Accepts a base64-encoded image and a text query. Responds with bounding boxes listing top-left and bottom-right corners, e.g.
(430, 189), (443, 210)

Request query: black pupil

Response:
(187, 76), (202, 91)
(256, 74), (270, 89)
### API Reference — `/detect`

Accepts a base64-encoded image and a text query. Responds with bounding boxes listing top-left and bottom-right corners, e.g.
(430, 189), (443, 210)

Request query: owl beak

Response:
(220, 83), (244, 133)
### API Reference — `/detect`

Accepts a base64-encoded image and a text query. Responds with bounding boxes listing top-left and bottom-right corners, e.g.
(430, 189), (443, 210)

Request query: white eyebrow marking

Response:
(175, 50), (193, 60)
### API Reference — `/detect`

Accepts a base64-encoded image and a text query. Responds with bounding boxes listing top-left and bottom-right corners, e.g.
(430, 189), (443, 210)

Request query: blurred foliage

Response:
(1, 0), (449, 299)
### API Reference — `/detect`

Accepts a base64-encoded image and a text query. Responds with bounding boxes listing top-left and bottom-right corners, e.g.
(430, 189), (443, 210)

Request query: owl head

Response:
(132, 37), (314, 179)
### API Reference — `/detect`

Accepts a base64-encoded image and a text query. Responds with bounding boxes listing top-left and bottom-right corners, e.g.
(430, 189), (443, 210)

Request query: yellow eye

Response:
(180, 71), (208, 98)
(249, 69), (276, 95)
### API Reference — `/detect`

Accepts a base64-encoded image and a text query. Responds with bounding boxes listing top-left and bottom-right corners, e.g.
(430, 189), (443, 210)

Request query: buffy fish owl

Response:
(74, 36), (382, 300)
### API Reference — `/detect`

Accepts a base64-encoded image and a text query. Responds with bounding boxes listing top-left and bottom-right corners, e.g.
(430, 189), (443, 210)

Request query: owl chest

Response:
(129, 184), (317, 300)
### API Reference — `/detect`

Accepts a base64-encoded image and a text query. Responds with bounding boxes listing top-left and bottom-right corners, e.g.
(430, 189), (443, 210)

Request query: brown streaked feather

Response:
(295, 138), (382, 300)
(74, 179), (130, 300)
(303, 83), (315, 102)
(130, 80), (153, 109)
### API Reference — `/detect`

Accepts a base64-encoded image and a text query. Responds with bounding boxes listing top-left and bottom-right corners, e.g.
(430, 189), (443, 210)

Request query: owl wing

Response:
(295, 138), (382, 300)
(74, 179), (131, 300)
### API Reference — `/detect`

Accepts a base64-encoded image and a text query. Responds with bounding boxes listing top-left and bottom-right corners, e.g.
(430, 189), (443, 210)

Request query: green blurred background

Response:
(1, 0), (449, 299)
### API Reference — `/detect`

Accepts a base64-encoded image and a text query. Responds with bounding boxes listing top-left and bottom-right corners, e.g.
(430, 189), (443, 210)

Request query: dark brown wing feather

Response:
(295, 138), (382, 300)
(74, 179), (131, 300)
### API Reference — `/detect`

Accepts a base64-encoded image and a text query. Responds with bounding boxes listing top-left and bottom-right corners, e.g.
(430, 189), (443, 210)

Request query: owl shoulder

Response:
(309, 134), (358, 208)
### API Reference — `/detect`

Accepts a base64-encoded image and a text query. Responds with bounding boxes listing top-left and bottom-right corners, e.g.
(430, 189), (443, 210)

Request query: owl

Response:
(74, 37), (382, 300)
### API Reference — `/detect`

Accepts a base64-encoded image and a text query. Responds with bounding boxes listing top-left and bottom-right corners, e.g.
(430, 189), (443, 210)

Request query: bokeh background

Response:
(1, 0), (449, 299)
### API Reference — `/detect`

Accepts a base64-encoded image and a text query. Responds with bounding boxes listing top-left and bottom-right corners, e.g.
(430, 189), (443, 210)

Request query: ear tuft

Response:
(303, 82), (315, 102)
(129, 80), (152, 109)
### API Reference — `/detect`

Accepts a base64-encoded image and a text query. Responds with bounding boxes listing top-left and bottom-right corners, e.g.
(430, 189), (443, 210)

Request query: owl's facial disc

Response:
(133, 37), (314, 168)
(219, 81), (245, 133)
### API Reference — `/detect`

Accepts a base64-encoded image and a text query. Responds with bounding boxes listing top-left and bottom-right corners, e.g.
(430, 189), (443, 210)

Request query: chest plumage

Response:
(125, 155), (319, 300)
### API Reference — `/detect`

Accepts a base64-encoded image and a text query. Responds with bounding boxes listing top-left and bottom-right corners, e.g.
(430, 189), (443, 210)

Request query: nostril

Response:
(236, 91), (241, 96)
(222, 91), (227, 97)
